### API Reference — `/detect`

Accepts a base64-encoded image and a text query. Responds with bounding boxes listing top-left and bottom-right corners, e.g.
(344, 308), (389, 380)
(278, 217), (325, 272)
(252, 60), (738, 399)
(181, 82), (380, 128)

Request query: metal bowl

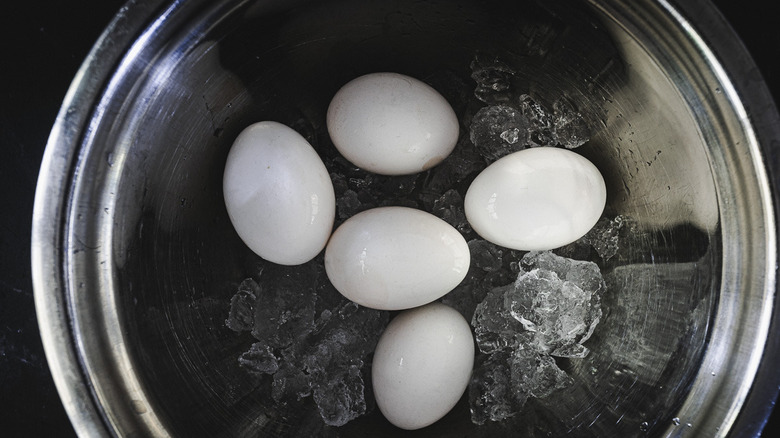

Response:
(32, 0), (780, 436)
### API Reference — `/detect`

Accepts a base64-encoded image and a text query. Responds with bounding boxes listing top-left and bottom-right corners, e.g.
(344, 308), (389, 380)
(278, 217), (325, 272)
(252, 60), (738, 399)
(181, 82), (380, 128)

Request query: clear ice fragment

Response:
(518, 94), (556, 147)
(469, 351), (521, 425)
(230, 267), (388, 426)
(431, 189), (471, 234)
(472, 253), (603, 358)
(470, 105), (530, 162)
(552, 98), (590, 149)
(225, 278), (258, 332)
(470, 54), (517, 104)
(469, 251), (604, 424)
(238, 342), (279, 375)
(468, 239), (504, 273)
(271, 361), (311, 403)
(510, 348), (573, 399)
(581, 215), (625, 261)
(250, 268), (317, 349)
(311, 364), (367, 427)
(336, 189), (362, 220)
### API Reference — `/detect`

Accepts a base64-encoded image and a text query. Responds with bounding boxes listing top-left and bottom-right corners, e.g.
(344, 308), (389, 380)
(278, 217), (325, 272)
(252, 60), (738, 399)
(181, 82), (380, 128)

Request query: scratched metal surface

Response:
(29, 0), (779, 436)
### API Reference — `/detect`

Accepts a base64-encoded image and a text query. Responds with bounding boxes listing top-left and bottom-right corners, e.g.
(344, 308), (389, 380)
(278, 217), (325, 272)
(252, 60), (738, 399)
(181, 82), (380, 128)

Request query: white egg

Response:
(326, 72), (460, 175)
(464, 147), (606, 251)
(372, 303), (474, 430)
(223, 121), (335, 265)
(324, 207), (470, 310)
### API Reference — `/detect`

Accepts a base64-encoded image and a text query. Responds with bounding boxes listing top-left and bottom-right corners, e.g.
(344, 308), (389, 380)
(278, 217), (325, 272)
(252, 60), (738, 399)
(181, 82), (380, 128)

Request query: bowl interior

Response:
(48, 0), (775, 436)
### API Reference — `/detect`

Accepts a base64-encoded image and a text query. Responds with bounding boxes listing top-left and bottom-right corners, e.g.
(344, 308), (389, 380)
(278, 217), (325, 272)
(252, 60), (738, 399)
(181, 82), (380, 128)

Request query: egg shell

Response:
(464, 147), (606, 251)
(324, 206), (470, 310)
(372, 302), (475, 430)
(326, 72), (460, 175)
(223, 121), (335, 265)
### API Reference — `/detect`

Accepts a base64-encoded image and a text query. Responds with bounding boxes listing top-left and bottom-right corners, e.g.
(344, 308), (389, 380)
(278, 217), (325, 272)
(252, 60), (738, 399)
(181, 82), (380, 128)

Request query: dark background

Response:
(0, 1), (777, 436)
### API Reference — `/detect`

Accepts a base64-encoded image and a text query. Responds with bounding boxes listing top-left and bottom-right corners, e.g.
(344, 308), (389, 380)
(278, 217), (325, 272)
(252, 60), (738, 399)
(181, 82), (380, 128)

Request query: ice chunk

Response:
(238, 342), (279, 375)
(552, 98), (590, 149)
(468, 239), (505, 274)
(469, 351), (520, 425)
(581, 215), (625, 261)
(469, 251), (604, 424)
(512, 95), (591, 149)
(229, 263), (389, 426)
(469, 105), (530, 162)
(336, 189), (362, 221)
(518, 94), (556, 147)
(472, 283), (527, 354)
(472, 253), (604, 358)
(250, 267), (318, 349)
(512, 269), (595, 356)
(431, 189), (471, 234)
(556, 215), (636, 263)
(469, 348), (573, 425)
(510, 348), (573, 399)
(470, 54), (517, 104)
(311, 364), (367, 427)
(301, 307), (387, 426)
(225, 278), (258, 332)
(271, 361), (311, 403)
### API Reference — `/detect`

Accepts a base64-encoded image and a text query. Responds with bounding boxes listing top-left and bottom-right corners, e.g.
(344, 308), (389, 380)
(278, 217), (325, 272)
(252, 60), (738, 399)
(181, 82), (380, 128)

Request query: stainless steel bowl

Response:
(32, 0), (780, 436)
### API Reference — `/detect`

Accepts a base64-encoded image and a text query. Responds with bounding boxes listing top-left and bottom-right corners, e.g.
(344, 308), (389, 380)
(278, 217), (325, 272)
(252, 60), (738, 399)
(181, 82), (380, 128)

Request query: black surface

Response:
(0, 1), (777, 437)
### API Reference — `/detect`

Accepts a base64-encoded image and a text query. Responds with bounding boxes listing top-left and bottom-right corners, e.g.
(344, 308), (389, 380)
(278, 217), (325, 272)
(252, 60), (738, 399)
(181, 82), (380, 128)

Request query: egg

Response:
(372, 303), (475, 430)
(326, 72), (460, 175)
(464, 147), (606, 251)
(324, 206), (470, 310)
(223, 121), (335, 265)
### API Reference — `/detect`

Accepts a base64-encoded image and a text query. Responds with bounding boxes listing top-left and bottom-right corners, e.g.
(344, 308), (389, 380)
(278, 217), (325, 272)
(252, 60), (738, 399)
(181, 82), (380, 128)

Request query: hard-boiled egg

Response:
(464, 147), (606, 251)
(324, 206), (470, 310)
(327, 72), (459, 175)
(223, 121), (335, 265)
(372, 302), (474, 430)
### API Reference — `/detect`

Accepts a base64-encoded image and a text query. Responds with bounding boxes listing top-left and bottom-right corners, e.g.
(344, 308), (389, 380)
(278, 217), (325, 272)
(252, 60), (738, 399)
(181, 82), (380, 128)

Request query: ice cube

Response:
(469, 351), (521, 425)
(582, 215), (625, 261)
(510, 348), (573, 399)
(469, 251), (604, 424)
(518, 94), (556, 147)
(336, 189), (362, 220)
(271, 361), (311, 403)
(469, 105), (530, 162)
(469, 348), (573, 425)
(238, 342), (279, 375)
(225, 278), (258, 332)
(431, 189), (471, 234)
(468, 239), (504, 273)
(302, 308), (387, 426)
(472, 254), (604, 358)
(229, 260), (389, 427)
(552, 98), (590, 149)
(250, 266), (318, 349)
(470, 54), (517, 104)
(311, 364), (367, 427)
(509, 268), (597, 356)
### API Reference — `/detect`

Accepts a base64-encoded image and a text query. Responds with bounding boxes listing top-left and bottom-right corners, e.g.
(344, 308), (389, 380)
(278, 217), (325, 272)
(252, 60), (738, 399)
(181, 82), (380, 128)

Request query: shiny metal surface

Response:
(31, 0), (779, 436)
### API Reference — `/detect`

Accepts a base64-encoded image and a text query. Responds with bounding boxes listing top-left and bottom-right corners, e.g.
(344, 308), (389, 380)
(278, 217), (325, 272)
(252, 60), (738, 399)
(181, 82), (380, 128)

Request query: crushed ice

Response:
(469, 251), (605, 424)
(226, 273), (388, 427)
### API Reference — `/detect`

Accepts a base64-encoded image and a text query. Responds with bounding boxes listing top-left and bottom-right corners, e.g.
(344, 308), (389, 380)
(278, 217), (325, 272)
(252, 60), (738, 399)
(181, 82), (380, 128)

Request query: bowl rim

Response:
(31, 0), (780, 436)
